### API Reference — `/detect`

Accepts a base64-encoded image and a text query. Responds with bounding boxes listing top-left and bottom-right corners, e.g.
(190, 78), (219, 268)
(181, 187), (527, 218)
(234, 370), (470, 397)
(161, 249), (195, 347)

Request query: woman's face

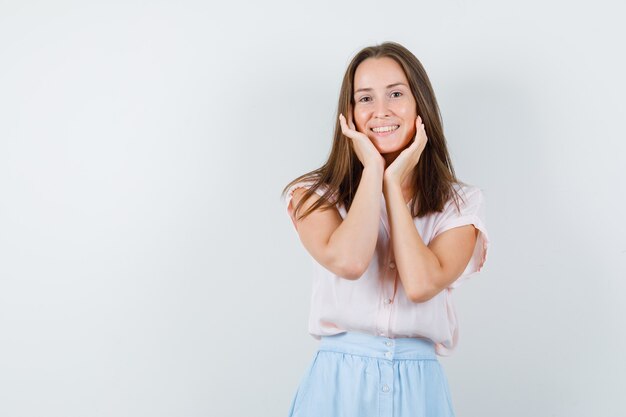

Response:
(352, 57), (417, 159)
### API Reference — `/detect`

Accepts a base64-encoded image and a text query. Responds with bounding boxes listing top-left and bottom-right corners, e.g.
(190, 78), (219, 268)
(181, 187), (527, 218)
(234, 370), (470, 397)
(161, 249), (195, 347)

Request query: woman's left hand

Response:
(383, 115), (428, 187)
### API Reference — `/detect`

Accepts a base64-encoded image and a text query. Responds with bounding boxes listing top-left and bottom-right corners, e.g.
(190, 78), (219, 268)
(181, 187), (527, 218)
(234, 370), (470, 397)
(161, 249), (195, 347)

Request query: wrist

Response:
(382, 177), (402, 195)
(382, 172), (401, 187)
(363, 163), (385, 178)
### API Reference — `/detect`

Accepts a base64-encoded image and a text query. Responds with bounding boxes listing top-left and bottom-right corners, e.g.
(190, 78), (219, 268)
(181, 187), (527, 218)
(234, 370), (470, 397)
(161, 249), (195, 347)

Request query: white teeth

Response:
(372, 125), (399, 133)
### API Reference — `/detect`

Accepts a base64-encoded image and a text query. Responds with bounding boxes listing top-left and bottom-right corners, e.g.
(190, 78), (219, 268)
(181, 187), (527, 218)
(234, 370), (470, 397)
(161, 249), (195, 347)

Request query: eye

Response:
(358, 96), (371, 102)
(391, 91), (402, 98)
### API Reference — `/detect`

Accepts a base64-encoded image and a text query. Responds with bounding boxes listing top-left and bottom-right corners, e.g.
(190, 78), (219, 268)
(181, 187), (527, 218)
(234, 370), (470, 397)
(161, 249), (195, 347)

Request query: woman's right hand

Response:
(339, 112), (385, 170)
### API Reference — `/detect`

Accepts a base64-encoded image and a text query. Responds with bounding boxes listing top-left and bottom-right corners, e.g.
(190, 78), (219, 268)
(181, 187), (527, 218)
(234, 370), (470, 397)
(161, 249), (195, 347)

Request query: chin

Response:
(371, 137), (412, 154)
(375, 144), (403, 155)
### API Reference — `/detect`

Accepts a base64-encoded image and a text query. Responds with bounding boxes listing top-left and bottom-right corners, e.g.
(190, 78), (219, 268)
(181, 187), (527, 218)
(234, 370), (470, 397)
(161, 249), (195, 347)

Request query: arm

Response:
(383, 181), (478, 302)
(381, 115), (478, 301)
(290, 165), (384, 280)
(289, 111), (386, 279)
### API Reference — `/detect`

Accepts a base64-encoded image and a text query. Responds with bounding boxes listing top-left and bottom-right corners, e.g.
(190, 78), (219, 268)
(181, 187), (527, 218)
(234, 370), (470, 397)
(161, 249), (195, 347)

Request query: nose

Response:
(373, 97), (392, 118)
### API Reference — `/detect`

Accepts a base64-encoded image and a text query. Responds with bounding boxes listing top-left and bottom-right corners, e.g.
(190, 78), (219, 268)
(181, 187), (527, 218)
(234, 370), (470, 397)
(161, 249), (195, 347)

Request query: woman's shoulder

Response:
(441, 181), (486, 221)
(433, 182), (484, 217)
(283, 178), (337, 207)
(450, 181), (484, 204)
(452, 181), (481, 195)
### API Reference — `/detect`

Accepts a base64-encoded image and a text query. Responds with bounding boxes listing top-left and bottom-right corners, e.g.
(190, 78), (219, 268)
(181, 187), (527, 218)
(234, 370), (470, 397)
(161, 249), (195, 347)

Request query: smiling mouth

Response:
(371, 125), (400, 135)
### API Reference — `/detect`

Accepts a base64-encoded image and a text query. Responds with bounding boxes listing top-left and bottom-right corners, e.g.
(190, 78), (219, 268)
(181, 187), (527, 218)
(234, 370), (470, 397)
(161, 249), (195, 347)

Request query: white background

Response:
(1, 1), (624, 416)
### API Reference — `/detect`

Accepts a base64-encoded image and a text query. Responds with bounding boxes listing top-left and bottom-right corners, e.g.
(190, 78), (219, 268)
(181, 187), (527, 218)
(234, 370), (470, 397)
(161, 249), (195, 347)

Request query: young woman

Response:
(281, 41), (490, 417)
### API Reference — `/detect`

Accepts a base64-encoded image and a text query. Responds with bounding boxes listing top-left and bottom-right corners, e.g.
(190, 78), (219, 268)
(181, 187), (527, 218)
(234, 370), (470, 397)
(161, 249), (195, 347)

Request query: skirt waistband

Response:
(318, 331), (437, 361)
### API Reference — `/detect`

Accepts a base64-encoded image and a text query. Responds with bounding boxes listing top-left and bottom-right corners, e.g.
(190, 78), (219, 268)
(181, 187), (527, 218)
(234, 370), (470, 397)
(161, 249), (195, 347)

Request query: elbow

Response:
(333, 258), (367, 280)
(323, 245), (368, 280)
(408, 291), (426, 303)
(341, 261), (367, 280)
(407, 269), (447, 303)
(408, 285), (437, 303)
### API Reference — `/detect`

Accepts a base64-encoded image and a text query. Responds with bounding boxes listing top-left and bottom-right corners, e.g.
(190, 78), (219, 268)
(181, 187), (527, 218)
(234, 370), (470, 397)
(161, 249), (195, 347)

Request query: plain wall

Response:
(1, 1), (624, 416)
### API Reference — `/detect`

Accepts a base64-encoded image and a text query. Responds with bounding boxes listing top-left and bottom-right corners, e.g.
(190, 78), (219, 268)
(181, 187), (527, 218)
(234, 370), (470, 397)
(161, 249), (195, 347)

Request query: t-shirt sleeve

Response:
(431, 186), (490, 289)
(283, 181), (327, 231)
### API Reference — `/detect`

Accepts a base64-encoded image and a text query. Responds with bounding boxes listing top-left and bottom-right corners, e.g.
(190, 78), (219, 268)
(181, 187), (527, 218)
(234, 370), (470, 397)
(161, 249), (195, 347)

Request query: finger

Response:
(416, 118), (425, 133)
(410, 135), (421, 149)
(348, 113), (355, 131)
(339, 114), (354, 139)
(339, 113), (348, 127)
(339, 114), (347, 133)
(346, 106), (356, 130)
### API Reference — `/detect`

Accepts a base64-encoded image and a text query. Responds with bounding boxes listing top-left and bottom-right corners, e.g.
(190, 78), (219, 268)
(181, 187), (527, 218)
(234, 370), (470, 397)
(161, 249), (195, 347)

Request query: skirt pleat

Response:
(286, 331), (456, 417)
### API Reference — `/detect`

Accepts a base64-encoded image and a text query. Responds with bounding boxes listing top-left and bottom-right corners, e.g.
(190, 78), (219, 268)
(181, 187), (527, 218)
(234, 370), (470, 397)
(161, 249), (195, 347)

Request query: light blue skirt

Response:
(286, 331), (456, 417)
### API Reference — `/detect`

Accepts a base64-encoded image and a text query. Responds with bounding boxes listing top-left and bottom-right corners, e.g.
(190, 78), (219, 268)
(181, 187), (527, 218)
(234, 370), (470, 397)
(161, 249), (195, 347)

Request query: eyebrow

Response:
(354, 82), (408, 94)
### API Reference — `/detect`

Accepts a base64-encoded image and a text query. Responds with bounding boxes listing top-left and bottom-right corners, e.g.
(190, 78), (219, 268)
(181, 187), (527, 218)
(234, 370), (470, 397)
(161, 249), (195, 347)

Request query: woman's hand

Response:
(383, 115), (428, 187)
(339, 111), (385, 171)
